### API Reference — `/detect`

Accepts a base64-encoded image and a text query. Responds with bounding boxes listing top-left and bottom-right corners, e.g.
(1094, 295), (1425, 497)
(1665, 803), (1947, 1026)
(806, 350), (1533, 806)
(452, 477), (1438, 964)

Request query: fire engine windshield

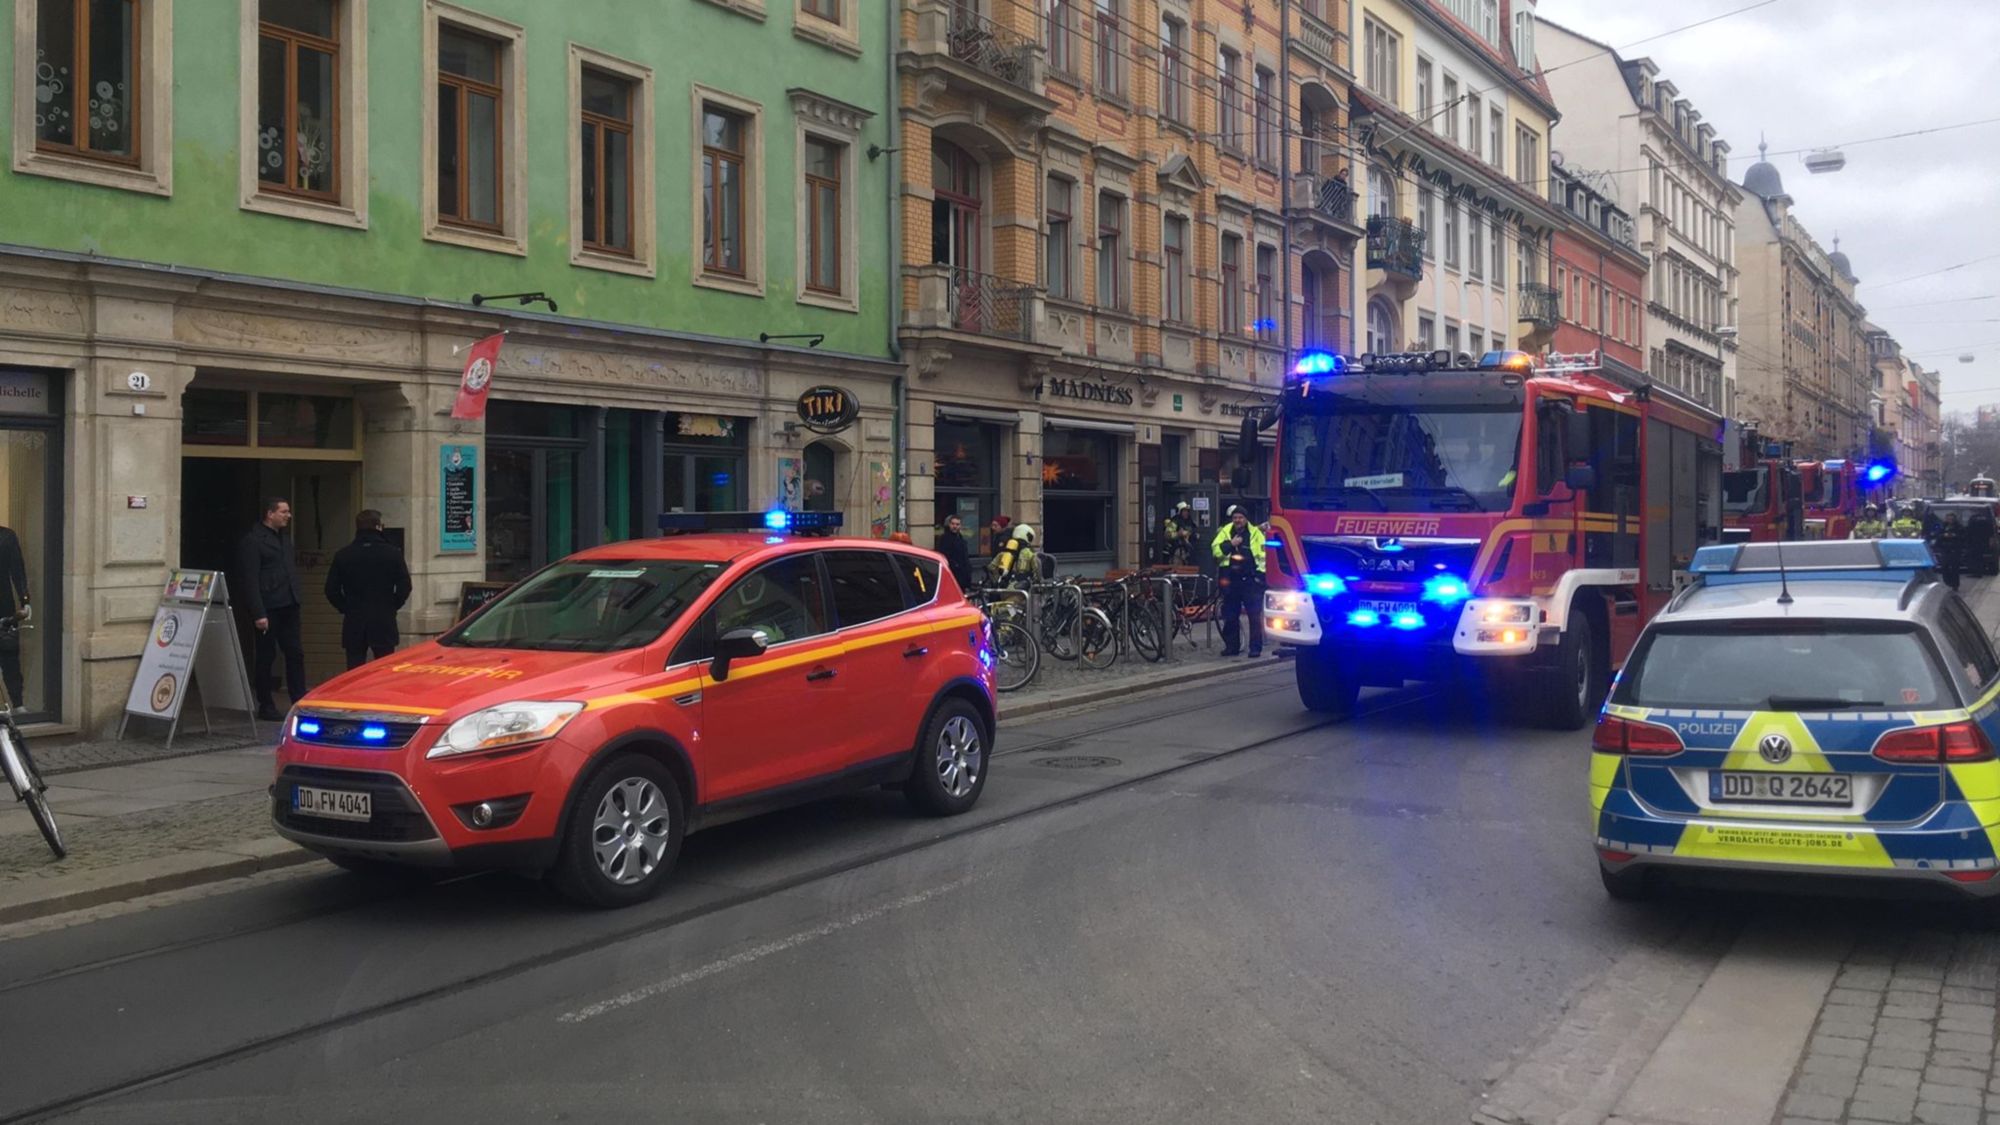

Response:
(1279, 379), (1524, 512)
(442, 559), (725, 652)
(1805, 469), (1844, 510)
(1722, 467), (1769, 513)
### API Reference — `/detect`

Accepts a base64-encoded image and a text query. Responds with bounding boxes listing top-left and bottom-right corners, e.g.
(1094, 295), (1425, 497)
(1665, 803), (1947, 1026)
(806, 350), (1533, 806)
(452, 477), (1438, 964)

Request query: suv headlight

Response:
(429, 701), (585, 759)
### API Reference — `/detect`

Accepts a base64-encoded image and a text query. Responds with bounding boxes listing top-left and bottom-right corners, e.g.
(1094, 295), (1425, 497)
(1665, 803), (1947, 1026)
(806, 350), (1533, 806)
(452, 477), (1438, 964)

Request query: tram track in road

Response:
(0, 682), (1438, 1125)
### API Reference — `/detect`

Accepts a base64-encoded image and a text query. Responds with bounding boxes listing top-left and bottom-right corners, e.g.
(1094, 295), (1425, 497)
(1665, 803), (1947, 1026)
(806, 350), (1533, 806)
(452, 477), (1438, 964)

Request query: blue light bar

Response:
(1876, 539), (1935, 568)
(360, 725), (389, 742)
(1689, 544), (1743, 574)
(1306, 574), (1347, 597)
(1293, 350), (1344, 376)
(659, 510), (845, 534)
(1347, 608), (1381, 627)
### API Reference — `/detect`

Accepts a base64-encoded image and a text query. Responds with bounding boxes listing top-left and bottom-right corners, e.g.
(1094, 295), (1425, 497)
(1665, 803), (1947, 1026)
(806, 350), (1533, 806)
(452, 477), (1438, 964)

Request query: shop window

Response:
(182, 388), (357, 451)
(182, 389), (252, 446)
(0, 371), (61, 721)
(663, 412), (747, 514)
(1042, 427), (1118, 564)
(934, 418), (1002, 554)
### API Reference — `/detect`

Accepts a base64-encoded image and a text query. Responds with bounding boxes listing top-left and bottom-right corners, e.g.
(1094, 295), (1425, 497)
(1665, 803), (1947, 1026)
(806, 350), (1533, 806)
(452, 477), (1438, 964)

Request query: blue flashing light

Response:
(1347, 608), (1381, 627)
(1292, 350), (1345, 377)
(763, 509), (792, 530)
(1422, 574), (1469, 605)
(297, 720), (321, 737)
(1390, 611), (1425, 630)
(1877, 539), (1935, 568)
(1378, 540), (1405, 552)
(360, 725), (389, 742)
(1306, 574), (1347, 597)
(1689, 544), (1742, 573)
(1864, 461), (1896, 483)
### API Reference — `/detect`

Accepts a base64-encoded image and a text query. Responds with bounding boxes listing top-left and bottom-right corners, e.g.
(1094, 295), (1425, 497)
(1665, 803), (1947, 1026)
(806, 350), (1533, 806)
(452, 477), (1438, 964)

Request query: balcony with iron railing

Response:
(1518, 282), (1561, 330)
(1365, 216), (1425, 281)
(1288, 172), (1360, 233)
(903, 264), (1043, 344)
(1293, 5), (1351, 72)
(901, 1), (1052, 113)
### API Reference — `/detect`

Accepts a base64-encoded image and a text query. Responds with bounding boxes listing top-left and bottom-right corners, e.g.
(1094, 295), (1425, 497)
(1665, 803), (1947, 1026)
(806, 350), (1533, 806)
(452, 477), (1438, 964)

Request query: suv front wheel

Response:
(550, 754), (686, 908)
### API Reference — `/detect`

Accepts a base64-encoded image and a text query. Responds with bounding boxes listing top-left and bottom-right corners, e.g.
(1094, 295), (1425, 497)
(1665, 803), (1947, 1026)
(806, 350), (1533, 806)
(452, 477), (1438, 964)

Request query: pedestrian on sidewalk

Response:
(1211, 506), (1266, 658)
(935, 514), (973, 591)
(324, 509), (412, 670)
(1934, 512), (1966, 590)
(0, 520), (33, 709)
(236, 496), (305, 722)
(980, 513), (1012, 557)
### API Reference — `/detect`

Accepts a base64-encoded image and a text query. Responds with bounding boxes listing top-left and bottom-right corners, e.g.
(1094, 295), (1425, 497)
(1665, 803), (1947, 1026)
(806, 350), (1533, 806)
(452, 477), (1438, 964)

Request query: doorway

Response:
(181, 458), (359, 694)
(803, 440), (839, 513)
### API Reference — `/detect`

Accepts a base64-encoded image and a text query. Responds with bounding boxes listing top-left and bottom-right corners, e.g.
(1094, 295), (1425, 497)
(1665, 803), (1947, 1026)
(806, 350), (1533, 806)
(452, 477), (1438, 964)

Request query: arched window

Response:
(1366, 299), (1397, 354)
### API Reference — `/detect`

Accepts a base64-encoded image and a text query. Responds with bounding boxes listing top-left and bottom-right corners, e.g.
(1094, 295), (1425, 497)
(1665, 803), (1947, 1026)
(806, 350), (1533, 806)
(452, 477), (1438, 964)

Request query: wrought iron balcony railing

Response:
(1366, 216), (1425, 279)
(1519, 282), (1561, 329)
(944, 267), (1035, 340)
(946, 4), (1036, 90)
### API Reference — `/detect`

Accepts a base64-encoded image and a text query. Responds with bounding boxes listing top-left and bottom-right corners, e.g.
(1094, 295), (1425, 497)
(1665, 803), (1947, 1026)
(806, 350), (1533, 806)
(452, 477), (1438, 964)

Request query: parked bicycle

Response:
(0, 621), (62, 859)
(1096, 573), (1166, 663)
(1036, 579), (1118, 670)
(968, 588), (1040, 693)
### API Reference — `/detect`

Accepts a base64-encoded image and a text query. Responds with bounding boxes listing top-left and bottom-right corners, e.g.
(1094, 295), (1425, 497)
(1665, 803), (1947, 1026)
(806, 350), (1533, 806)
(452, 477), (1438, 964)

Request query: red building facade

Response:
(1548, 164), (1646, 383)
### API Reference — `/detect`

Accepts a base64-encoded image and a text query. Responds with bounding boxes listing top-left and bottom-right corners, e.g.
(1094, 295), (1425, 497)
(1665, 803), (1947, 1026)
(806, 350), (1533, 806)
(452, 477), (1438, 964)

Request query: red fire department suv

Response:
(271, 513), (996, 907)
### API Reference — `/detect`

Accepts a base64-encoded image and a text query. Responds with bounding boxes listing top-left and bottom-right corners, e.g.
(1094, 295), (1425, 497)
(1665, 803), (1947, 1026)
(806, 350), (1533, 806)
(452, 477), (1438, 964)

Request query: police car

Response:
(1593, 538), (2000, 900)
(272, 512), (995, 907)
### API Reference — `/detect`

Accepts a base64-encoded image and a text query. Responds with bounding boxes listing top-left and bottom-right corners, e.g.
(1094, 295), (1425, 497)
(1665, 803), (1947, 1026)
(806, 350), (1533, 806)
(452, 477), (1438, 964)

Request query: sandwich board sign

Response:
(119, 569), (260, 748)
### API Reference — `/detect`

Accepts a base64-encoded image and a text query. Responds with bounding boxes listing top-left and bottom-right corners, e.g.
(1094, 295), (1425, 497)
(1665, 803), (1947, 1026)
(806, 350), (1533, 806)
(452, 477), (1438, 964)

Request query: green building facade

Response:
(0, 0), (902, 731)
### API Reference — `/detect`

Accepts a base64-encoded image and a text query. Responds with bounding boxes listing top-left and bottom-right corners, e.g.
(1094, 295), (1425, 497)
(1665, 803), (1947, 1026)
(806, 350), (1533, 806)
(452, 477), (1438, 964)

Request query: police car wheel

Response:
(1598, 862), (1650, 902)
(549, 754), (685, 908)
(906, 699), (988, 817)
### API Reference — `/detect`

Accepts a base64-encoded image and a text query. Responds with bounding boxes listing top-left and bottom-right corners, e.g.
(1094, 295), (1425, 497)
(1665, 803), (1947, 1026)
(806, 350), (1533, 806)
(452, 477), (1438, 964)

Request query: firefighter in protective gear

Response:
(986, 524), (1039, 588)
(1851, 504), (1886, 540)
(1889, 506), (1923, 539)
(1161, 501), (1198, 566)
(1211, 508), (1267, 657)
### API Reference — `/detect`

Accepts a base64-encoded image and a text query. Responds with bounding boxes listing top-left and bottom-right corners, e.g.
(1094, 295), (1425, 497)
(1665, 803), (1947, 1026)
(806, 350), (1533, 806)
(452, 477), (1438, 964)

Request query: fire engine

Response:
(1721, 431), (1801, 543)
(1250, 348), (1724, 729)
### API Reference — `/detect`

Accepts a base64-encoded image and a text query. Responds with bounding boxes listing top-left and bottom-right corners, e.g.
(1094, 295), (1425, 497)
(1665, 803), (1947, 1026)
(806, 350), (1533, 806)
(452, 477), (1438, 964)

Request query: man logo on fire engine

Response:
(1758, 733), (1793, 765)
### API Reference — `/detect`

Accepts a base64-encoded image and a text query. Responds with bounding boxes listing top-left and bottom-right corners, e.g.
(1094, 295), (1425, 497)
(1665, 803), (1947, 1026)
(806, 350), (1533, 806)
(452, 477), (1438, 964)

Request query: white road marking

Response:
(557, 875), (976, 1024)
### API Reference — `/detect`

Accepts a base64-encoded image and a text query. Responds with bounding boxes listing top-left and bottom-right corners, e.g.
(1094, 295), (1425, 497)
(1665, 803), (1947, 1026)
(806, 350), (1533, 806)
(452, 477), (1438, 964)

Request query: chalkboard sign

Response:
(457, 581), (510, 621)
(440, 444), (477, 553)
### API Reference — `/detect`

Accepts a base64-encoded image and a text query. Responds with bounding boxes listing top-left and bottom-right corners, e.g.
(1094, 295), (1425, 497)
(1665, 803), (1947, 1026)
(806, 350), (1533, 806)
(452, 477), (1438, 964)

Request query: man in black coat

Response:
(934, 514), (973, 591)
(237, 496), (305, 721)
(325, 510), (413, 669)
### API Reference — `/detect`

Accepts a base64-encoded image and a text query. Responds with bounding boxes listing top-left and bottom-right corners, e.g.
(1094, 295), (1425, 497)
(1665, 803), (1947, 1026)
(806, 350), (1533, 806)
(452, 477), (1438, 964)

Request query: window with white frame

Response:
(1442, 75), (1459, 141)
(1163, 214), (1188, 323)
(17, 0), (174, 194)
(424, 4), (526, 253)
(1489, 220), (1505, 288)
(1417, 186), (1435, 256)
(1465, 93), (1481, 158)
(1415, 56), (1432, 121)
(1368, 164), (1395, 218)
(1515, 123), (1539, 187)
(1489, 107), (1504, 170)
(1096, 190), (1126, 309)
(1417, 314), (1436, 349)
(1368, 299), (1397, 353)
(1467, 210), (1483, 279)
(1363, 19), (1398, 104)
(1046, 174), (1074, 299)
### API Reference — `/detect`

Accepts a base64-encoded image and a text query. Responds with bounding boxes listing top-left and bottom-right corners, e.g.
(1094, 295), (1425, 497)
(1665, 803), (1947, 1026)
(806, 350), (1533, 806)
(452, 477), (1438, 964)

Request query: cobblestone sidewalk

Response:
(1781, 928), (2000, 1125)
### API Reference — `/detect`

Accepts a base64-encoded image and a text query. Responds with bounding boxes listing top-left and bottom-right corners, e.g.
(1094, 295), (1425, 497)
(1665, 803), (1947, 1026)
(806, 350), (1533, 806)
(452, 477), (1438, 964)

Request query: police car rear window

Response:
(1616, 623), (1955, 712)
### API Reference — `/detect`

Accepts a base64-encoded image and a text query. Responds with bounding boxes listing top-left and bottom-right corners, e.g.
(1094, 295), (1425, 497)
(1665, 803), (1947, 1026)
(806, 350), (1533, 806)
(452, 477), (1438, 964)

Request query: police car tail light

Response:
(430, 701), (586, 759)
(1591, 715), (1683, 756)
(1871, 722), (1994, 764)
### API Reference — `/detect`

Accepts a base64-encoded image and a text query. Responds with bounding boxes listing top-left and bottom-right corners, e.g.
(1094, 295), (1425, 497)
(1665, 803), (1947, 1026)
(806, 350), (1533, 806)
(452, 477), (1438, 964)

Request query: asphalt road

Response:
(0, 664), (1715, 1124)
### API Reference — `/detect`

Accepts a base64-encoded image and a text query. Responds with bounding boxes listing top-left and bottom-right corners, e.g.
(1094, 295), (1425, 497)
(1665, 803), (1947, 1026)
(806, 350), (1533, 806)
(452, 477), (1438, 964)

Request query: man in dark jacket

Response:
(325, 510), (413, 669)
(237, 496), (305, 721)
(935, 514), (973, 591)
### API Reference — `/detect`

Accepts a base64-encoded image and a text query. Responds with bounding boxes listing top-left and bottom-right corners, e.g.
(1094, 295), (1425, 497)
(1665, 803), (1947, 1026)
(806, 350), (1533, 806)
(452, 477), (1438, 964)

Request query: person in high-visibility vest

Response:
(1889, 505), (1923, 539)
(1850, 504), (1886, 539)
(1210, 508), (1267, 658)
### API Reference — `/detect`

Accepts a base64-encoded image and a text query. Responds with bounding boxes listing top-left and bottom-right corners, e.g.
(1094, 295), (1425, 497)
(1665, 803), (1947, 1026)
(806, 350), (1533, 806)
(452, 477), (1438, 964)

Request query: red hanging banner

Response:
(449, 332), (506, 420)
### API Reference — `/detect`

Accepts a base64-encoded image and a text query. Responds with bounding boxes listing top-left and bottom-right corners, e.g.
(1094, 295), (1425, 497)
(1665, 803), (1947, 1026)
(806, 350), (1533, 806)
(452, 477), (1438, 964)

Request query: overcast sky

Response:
(1533, 0), (2000, 414)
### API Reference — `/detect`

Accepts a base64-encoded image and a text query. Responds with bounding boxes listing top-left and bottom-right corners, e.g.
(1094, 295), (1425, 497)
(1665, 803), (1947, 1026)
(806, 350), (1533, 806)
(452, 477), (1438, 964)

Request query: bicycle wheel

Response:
(3, 733), (63, 860)
(1079, 607), (1118, 670)
(1043, 611), (1079, 661)
(990, 620), (1040, 692)
(1128, 598), (1165, 662)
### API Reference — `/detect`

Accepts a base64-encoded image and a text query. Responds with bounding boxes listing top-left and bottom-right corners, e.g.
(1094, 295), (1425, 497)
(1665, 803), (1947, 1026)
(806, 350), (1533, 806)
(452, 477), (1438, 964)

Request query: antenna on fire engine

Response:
(1773, 540), (1794, 606)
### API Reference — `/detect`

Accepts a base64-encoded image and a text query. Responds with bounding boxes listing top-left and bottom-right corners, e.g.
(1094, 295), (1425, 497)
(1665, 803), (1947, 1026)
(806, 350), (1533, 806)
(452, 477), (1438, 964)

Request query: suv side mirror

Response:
(1565, 464), (1598, 492)
(710, 627), (770, 682)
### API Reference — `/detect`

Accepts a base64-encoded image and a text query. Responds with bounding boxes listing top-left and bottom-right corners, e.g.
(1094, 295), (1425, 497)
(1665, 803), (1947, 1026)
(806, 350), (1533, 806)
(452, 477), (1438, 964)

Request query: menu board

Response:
(440, 444), (477, 553)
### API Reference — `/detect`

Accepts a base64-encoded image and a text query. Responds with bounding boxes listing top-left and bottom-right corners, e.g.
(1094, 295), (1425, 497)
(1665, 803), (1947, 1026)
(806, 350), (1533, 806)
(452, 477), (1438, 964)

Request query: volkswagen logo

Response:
(1758, 733), (1793, 765)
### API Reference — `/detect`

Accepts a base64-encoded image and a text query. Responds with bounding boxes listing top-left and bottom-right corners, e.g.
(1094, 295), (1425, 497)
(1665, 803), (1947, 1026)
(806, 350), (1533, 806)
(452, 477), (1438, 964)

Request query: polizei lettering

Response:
(1042, 378), (1136, 406)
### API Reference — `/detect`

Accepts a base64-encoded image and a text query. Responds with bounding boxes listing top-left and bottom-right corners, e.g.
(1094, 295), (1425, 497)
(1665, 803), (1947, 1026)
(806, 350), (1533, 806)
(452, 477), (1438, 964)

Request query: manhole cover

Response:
(1033, 755), (1122, 769)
